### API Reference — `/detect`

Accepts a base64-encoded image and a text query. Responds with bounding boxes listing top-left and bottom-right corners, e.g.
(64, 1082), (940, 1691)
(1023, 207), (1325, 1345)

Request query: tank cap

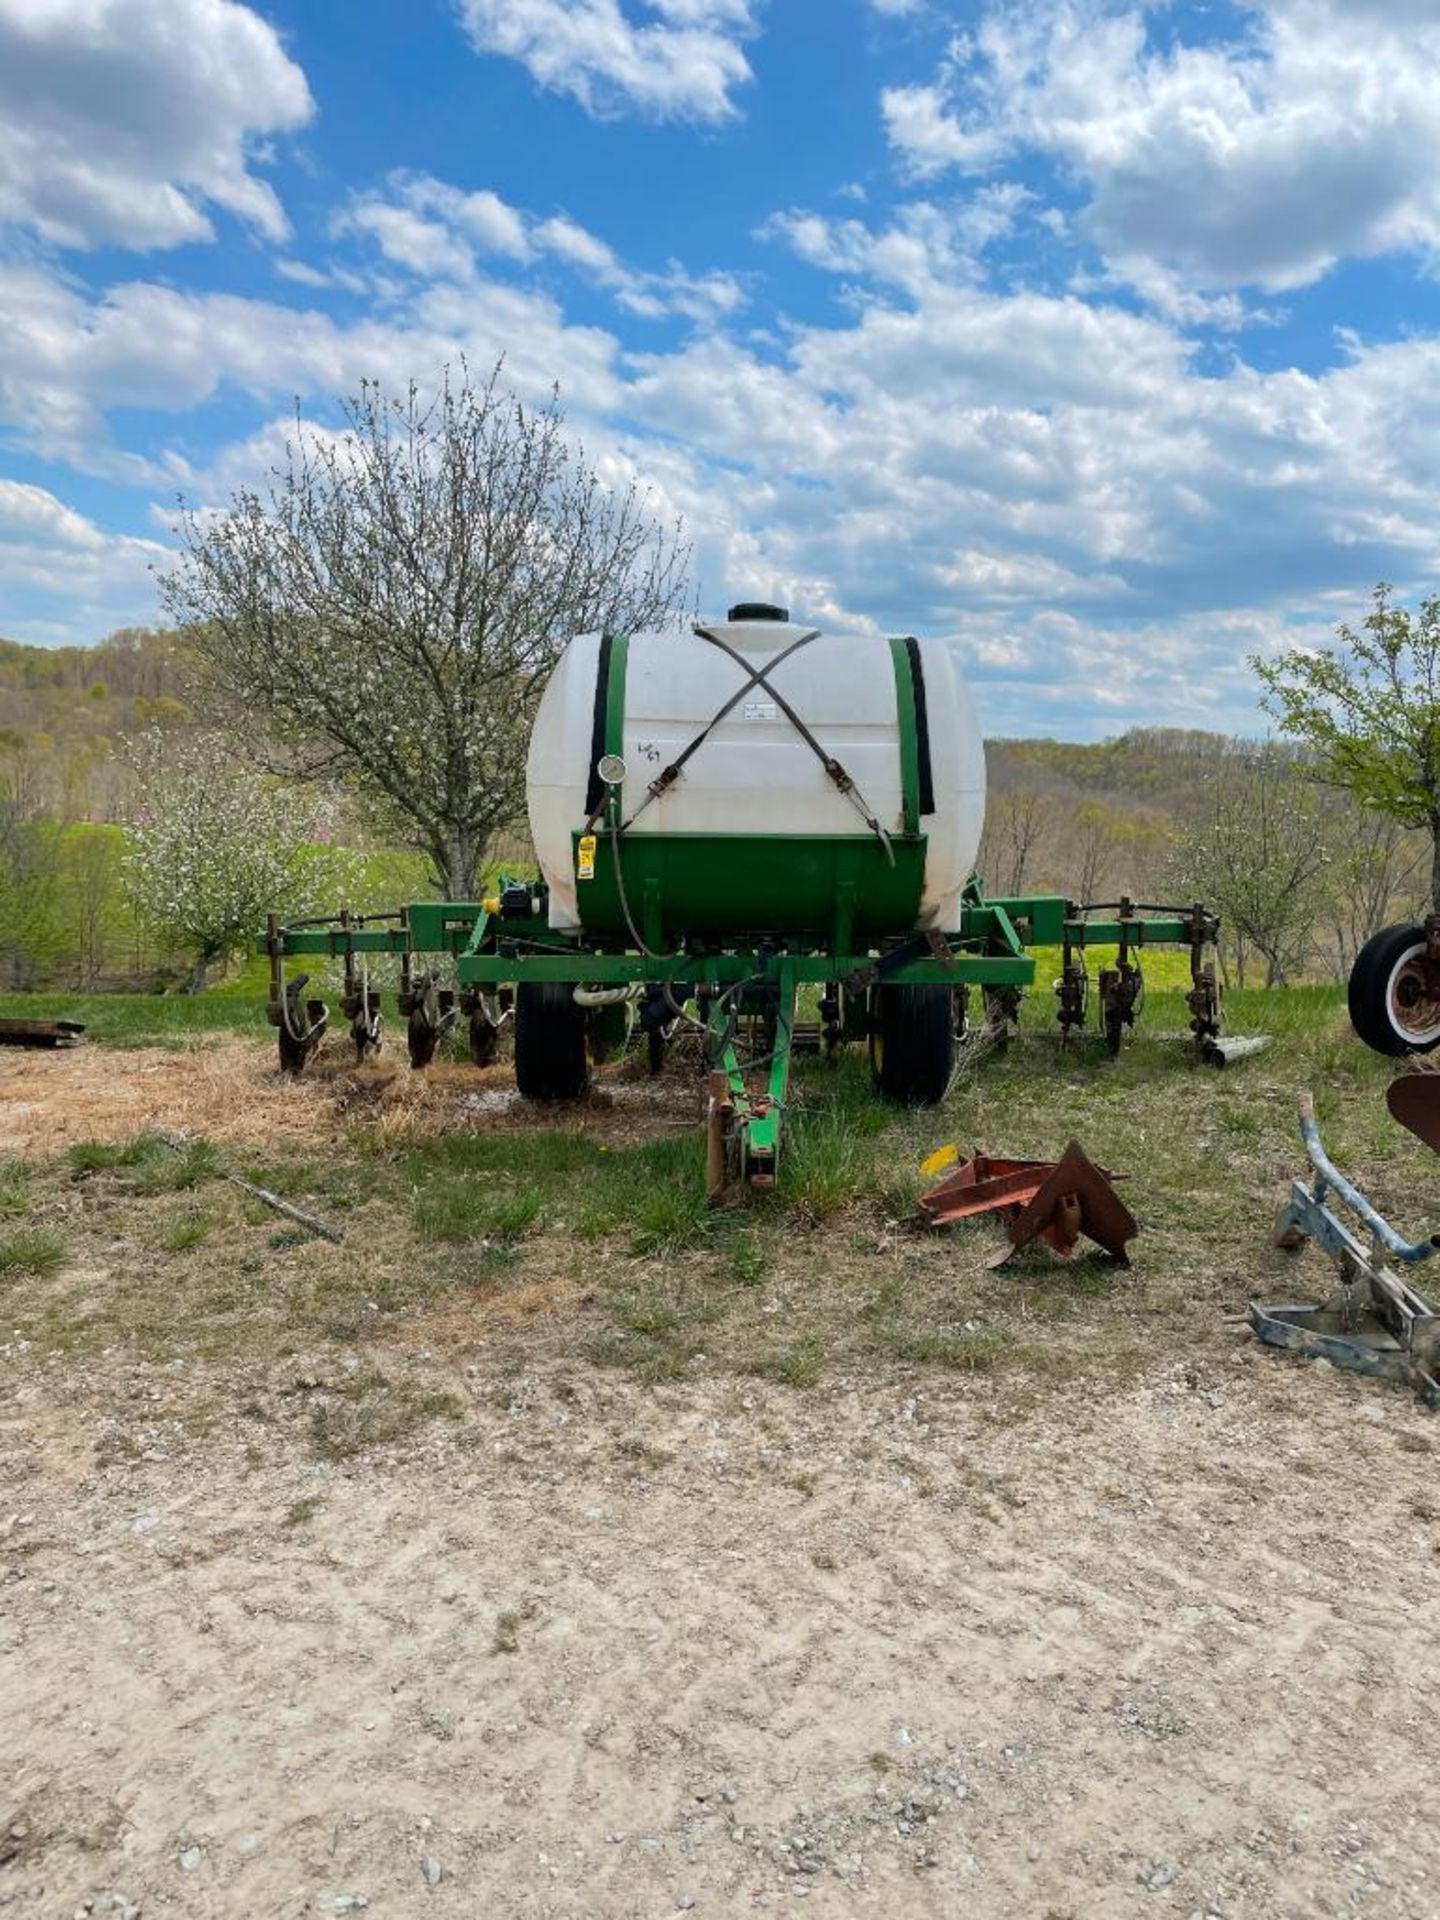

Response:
(727, 601), (789, 623)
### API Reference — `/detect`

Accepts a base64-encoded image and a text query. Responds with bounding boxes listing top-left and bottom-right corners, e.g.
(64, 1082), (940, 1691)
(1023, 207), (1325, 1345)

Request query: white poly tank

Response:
(526, 607), (986, 937)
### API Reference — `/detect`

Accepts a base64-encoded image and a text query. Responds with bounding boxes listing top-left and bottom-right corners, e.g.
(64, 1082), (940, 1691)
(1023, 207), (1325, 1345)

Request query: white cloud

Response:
(0, 259), (624, 478)
(883, 0), (1440, 295)
(0, 477), (105, 551)
(0, 478), (167, 645)
(341, 171), (745, 323)
(0, 0), (312, 252)
(14, 230), (1440, 730)
(453, 0), (757, 122)
(761, 185), (1031, 299)
(11, 154), (1440, 734)
(274, 259), (333, 290)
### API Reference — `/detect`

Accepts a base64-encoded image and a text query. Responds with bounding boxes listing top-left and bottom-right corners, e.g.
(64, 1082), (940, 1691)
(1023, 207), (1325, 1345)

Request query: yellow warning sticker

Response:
(577, 834), (597, 880)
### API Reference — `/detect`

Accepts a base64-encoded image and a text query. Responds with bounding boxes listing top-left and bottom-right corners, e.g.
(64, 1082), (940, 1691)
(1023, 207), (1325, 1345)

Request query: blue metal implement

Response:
(1252, 1086), (1440, 1406)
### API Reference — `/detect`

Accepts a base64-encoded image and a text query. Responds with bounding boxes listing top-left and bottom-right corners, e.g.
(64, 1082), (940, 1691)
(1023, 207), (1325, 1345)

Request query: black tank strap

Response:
(619, 625), (819, 831)
(692, 626), (894, 862)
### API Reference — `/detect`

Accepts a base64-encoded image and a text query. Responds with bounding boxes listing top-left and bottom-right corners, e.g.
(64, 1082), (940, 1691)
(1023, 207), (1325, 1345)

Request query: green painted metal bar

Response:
(604, 631), (629, 761)
(987, 902), (1026, 958)
(977, 895), (1069, 944)
(278, 928), (413, 956)
(1062, 917), (1195, 947)
(702, 958), (798, 1188)
(454, 951), (1035, 987)
(750, 961), (798, 1184)
(270, 895), (1208, 986)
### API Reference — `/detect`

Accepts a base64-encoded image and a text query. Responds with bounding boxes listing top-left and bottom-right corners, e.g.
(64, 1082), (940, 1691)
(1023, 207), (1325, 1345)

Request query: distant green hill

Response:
(0, 626), (195, 821)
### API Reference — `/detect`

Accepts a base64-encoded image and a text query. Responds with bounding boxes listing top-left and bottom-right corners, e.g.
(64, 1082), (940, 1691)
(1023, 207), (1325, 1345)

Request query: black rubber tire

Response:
(647, 1025), (667, 1075)
(514, 982), (590, 1101)
(869, 983), (955, 1105)
(1349, 922), (1440, 1057)
(407, 1008), (439, 1070)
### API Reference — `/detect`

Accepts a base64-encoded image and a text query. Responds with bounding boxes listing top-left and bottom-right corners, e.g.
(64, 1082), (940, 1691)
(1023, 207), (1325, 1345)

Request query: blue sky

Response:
(4, 0), (1440, 739)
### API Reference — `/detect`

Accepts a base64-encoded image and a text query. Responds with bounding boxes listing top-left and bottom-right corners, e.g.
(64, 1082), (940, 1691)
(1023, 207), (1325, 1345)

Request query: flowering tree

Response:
(122, 730), (344, 991)
(159, 363), (690, 897)
(1255, 585), (1440, 911)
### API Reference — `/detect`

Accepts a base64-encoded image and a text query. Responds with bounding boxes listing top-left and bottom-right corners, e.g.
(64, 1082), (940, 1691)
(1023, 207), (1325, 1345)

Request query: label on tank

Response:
(577, 834), (596, 880)
(742, 700), (780, 722)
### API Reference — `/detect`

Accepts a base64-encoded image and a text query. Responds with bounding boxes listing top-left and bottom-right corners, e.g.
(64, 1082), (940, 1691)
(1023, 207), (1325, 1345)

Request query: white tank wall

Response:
(526, 620), (986, 933)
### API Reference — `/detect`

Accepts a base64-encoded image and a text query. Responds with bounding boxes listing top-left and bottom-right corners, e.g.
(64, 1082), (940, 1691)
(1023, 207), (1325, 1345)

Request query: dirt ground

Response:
(0, 1040), (701, 1159)
(5, 1037), (1440, 1918)
(7, 1345), (1440, 1920)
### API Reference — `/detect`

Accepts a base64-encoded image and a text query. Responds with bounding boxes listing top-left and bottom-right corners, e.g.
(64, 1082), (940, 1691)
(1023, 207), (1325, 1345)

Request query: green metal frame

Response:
(265, 885), (1217, 1193)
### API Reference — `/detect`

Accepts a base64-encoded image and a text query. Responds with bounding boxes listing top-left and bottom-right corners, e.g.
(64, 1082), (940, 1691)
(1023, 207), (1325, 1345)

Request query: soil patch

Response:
(0, 1038), (702, 1158)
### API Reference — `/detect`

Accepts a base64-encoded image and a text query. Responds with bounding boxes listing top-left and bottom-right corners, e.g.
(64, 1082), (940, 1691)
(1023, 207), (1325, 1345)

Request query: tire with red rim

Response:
(1348, 922), (1440, 1057)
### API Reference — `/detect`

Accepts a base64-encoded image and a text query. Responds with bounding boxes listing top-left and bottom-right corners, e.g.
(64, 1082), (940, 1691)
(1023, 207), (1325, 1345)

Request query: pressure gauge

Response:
(597, 754), (627, 787)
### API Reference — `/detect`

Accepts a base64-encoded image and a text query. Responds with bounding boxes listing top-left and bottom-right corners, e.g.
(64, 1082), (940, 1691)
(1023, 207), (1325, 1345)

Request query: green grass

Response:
(0, 1226), (65, 1281)
(0, 1159), (32, 1220)
(67, 1132), (220, 1192)
(745, 1338), (826, 1389)
(0, 991), (268, 1049)
(780, 1105), (876, 1225)
(158, 1208), (216, 1253)
(0, 978), (1406, 1416)
(411, 1179), (544, 1243)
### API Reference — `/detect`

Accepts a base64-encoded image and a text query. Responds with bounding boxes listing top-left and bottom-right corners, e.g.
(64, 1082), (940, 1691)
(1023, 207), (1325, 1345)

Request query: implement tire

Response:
(869, 983), (955, 1105)
(1349, 922), (1440, 1057)
(514, 982), (590, 1101)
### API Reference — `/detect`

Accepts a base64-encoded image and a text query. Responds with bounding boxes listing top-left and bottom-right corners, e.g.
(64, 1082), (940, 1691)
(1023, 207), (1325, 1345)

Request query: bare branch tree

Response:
(0, 748), (65, 990)
(159, 363), (690, 897)
(1171, 743), (1331, 987)
(981, 786), (1050, 896)
(1066, 799), (1116, 905)
(1322, 802), (1428, 976)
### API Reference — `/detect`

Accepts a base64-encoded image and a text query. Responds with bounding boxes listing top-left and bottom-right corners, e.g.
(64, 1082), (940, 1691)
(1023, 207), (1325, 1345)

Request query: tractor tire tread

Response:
(515, 982), (590, 1101)
(870, 983), (955, 1106)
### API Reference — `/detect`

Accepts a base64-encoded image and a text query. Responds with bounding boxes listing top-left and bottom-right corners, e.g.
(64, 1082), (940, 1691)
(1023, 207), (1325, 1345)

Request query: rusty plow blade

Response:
(919, 1141), (1138, 1266)
(1386, 1069), (1440, 1157)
